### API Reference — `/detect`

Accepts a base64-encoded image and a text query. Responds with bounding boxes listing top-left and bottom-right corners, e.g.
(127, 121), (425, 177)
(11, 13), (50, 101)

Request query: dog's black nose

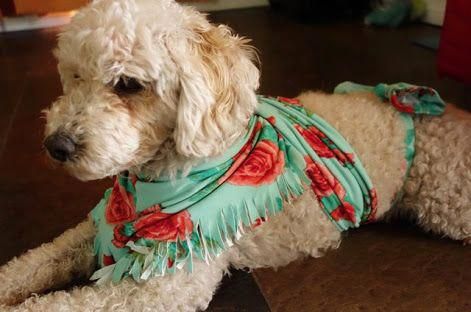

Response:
(44, 133), (76, 162)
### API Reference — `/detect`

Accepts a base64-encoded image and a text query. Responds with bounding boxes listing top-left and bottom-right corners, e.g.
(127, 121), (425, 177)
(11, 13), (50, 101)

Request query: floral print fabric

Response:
(90, 96), (378, 284)
(334, 81), (446, 204)
(334, 81), (446, 117)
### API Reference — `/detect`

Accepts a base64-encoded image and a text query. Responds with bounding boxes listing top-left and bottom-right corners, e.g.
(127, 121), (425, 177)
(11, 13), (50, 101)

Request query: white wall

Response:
(423, 0), (446, 26)
(184, 0), (269, 12)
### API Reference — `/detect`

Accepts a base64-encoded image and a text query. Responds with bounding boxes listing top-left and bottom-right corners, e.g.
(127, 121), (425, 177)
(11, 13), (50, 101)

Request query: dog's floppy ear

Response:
(171, 15), (260, 158)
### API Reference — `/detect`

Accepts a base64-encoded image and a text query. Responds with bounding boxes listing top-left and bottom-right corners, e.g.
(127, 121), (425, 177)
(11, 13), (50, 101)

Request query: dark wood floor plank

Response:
(0, 28), (111, 263)
(0, 71), (111, 263)
(208, 270), (270, 312)
(253, 222), (471, 312)
(0, 78), (25, 159)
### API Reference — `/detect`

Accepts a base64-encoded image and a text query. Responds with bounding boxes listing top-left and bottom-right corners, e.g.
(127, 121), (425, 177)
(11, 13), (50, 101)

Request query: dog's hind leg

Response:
(3, 253), (230, 312)
(397, 108), (471, 243)
(0, 218), (96, 306)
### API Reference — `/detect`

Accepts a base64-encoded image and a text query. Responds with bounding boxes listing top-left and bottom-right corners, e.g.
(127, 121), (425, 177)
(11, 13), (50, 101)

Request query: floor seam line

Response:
(0, 78), (27, 161)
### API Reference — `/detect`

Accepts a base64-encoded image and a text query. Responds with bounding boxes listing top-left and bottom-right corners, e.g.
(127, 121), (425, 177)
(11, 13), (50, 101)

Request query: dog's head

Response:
(44, 0), (260, 180)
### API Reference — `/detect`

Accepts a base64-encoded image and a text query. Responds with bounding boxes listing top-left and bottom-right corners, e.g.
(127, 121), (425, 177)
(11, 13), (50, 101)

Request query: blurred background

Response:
(0, 0), (470, 311)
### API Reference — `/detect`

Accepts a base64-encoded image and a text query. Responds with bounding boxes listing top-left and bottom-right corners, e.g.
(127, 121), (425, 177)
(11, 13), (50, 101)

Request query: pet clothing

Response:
(90, 84), (445, 284)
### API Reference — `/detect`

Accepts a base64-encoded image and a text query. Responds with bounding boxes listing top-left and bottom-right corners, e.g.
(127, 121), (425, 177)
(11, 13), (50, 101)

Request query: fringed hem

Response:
(91, 174), (306, 284)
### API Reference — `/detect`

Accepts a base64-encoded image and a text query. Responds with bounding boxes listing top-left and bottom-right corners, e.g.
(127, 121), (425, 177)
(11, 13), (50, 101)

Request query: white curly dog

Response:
(0, 0), (469, 311)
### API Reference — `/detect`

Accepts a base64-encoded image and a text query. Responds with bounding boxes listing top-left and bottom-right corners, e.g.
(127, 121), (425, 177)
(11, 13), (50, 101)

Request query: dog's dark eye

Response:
(113, 77), (144, 95)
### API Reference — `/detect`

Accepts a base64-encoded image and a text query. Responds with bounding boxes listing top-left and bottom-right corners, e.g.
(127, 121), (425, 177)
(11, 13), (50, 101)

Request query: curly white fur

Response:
(400, 113), (471, 240)
(0, 0), (469, 311)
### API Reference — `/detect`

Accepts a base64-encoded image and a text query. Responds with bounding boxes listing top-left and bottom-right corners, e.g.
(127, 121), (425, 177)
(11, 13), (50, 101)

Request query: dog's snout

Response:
(44, 133), (77, 162)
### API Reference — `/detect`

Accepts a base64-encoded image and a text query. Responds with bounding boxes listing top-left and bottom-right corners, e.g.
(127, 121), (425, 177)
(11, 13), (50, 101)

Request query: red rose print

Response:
(333, 179), (346, 199)
(330, 201), (356, 224)
(277, 96), (301, 106)
(139, 204), (162, 216)
(227, 140), (285, 186)
(111, 206), (168, 248)
(112, 224), (133, 248)
(252, 217), (266, 228)
(218, 122), (263, 184)
(366, 189), (378, 222)
(103, 254), (115, 266)
(295, 124), (334, 158)
(371, 189), (378, 210)
(134, 209), (194, 242)
(391, 94), (414, 114)
(332, 149), (355, 165)
(305, 125), (326, 139)
(266, 116), (276, 125)
(345, 152), (355, 164)
(304, 156), (345, 199)
(240, 121), (263, 158)
(105, 178), (137, 224)
(305, 156), (332, 197)
(130, 174), (138, 186)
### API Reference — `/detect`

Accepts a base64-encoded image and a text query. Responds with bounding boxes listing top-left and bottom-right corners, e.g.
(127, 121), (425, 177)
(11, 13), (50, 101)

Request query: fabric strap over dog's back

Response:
(334, 81), (446, 204)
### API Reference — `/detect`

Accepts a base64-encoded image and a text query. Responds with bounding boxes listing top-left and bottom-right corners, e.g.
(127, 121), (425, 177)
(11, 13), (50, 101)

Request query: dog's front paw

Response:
(0, 291), (26, 308)
(0, 264), (28, 307)
(0, 284), (31, 308)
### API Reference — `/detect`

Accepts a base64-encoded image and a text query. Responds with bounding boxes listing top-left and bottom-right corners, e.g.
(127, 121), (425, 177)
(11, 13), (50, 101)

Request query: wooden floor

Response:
(0, 7), (469, 312)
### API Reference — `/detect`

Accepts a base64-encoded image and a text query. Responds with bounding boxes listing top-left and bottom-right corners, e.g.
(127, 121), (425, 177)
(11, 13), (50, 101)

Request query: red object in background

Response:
(437, 0), (471, 86)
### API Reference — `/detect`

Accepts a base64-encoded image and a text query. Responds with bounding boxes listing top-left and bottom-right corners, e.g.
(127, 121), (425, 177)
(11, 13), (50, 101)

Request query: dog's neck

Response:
(131, 139), (202, 179)
(131, 120), (251, 180)
(130, 92), (259, 180)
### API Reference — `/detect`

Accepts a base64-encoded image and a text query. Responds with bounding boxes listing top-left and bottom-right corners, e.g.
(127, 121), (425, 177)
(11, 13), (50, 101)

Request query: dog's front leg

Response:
(5, 252), (230, 312)
(0, 218), (96, 306)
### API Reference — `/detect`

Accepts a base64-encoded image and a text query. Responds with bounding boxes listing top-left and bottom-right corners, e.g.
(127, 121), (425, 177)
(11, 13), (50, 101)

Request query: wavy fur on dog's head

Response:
(44, 0), (260, 180)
